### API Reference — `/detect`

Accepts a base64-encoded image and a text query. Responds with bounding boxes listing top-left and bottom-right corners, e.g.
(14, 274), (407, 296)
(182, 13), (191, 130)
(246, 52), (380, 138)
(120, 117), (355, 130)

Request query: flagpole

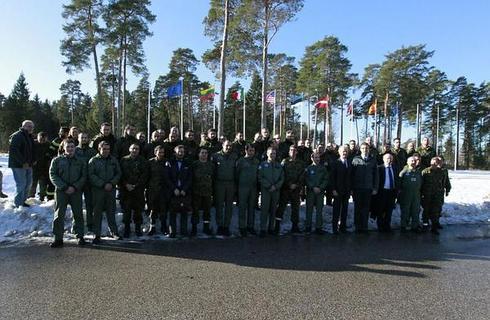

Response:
(307, 96), (311, 140)
(349, 99), (353, 140)
(147, 88), (151, 143)
(436, 101), (440, 156)
(340, 101), (344, 145)
(243, 89), (246, 141)
(272, 89), (276, 136)
(374, 98), (378, 148)
(324, 97), (328, 146)
(415, 103), (420, 149)
(313, 106), (318, 148)
(180, 78), (184, 140)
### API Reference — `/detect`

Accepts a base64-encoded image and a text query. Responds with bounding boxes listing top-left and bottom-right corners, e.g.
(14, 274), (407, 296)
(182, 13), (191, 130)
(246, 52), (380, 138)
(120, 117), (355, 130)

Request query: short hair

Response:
(245, 143), (255, 151)
(62, 138), (76, 147)
(37, 131), (47, 138)
(198, 147), (209, 154)
(393, 137), (401, 142)
(207, 128), (216, 134)
(129, 143), (140, 149)
(154, 145), (165, 154)
(360, 142), (369, 148)
(174, 144), (185, 151)
(100, 122), (111, 128)
(22, 120), (34, 127)
(186, 129), (194, 134)
(98, 141), (110, 150)
(407, 156), (414, 164)
(266, 146), (275, 153)
(124, 124), (135, 130)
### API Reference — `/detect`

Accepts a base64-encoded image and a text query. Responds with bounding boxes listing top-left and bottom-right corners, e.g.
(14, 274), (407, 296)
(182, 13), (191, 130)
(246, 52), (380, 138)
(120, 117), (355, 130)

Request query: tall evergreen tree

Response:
(61, 0), (105, 122)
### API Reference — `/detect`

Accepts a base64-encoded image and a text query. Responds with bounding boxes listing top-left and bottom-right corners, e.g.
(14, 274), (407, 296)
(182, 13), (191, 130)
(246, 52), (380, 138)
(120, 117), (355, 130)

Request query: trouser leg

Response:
(332, 195), (341, 231)
(238, 187), (249, 229)
(214, 183), (225, 227)
(247, 187), (257, 229)
(224, 182), (235, 228)
(268, 190), (280, 231)
(105, 190), (118, 235)
(305, 191), (314, 230)
(92, 189), (104, 237)
(290, 189), (301, 225)
(70, 191), (84, 238)
(52, 191), (68, 241)
(260, 190), (271, 231)
(12, 168), (27, 207)
(315, 193), (324, 229)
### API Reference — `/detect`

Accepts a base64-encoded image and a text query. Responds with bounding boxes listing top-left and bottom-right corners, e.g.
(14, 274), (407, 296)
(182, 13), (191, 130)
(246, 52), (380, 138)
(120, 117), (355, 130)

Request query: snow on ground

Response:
(0, 153), (489, 246)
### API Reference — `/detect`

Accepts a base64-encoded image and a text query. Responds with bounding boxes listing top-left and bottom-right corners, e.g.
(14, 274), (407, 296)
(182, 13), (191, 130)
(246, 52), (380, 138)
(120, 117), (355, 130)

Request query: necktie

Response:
(388, 167), (394, 189)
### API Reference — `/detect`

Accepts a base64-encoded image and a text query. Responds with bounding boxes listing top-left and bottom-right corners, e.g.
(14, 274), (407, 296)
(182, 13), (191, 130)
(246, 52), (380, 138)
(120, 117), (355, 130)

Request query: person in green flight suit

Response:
(75, 132), (97, 232)
(304, 152), (329, 235)
(398, 156), (423, 233)
(236, 144), (260, 237)
(49, 139), (87, 248)
(191, 147), (215, 236)
(258, 147), (284, 237)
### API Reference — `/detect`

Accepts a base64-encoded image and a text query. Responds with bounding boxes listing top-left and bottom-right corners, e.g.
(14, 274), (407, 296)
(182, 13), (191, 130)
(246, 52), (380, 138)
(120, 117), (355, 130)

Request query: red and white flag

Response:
(315, 95), (330, 109)
(266, 90), (276, 104)
(346, 99), (353, 115)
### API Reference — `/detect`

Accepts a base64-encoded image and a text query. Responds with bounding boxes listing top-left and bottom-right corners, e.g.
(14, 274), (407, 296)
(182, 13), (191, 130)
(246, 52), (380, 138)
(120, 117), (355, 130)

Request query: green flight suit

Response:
(258, 160), (284, 232)
(212, 151), (238, 229)
(49, 154), (87, 241)
(399, 167), (422, 229)
(88, 154), (121, 237)
(304, 163), (329, 231)
(75, 145), (97, 231)
(236, 156), (260, 230)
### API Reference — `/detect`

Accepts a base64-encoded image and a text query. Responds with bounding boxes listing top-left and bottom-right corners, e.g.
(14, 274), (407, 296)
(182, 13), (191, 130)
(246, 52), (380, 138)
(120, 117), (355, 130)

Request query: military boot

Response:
(239, 228), (247, 237)
(274, 221), (281, 235)
(135, 224), (142, 237)
(148, 224), (156, 236)
(290, 223), (301, 234)
(203, 222), (213, 236)
(161, 221), (168, 235)
(190, 224), (198, 237)
(247, 227), (257, 235)
(123, 223), (131, 238)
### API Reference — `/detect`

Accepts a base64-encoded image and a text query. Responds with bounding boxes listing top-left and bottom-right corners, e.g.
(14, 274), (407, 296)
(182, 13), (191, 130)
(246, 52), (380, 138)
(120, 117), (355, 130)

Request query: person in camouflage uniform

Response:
(143, 130), (164, 159)
(304, 152), (329, 234)
(275, 144), (305, 234)
(236, 144), (260, 237)
(212, 140), (237, 237)
(114, 124), (138, 160)
(147, 145), (171, 236)
(90, 122), (117, 155)
(119, 143), (149, 238)
(88, 141), (122, 244)
(421, 157), (451, 234)
(392, 138), (407, 170)
(277, 130), (295, 162)
(200, 128), (222, 156)
(75, 132), (97, 232)
(398, 156), (423, 233)
(191, 147), (215, 236)
(406, 141), (416, 158)
(49, 139), (87, 248)
(258, 147), (284, 237)
(231, 132), (247, 158)
(417, 137), (436, 169)
(183, 129), (199, 162)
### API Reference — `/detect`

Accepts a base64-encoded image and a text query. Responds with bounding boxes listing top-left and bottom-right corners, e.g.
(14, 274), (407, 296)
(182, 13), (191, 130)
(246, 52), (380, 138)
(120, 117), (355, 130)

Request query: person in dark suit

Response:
(167, 145), (193, 238)
(330, 145), (352, 234)
(373, 153), (400, 232)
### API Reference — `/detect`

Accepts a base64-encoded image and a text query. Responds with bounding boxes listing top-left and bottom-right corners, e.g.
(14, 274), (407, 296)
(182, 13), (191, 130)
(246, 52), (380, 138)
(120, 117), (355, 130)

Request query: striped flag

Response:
(315, 95), (329, 109)
(266, 90), (276, 104)
(346, 99), (353, 116)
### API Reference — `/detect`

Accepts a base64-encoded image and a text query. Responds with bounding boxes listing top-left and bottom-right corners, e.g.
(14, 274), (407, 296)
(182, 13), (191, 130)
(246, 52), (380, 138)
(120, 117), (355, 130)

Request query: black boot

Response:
(247, 227), (257, 235)
(190, 224), (198, 237)
(216, 226), (224, 236)
(161, 222), (168, 235)
(239, 228), (247, 237)
(290, 223), (302, 234)
(49, 240), (63, 248)
(0, 192), (8, 198)
(431, 226), (440, 235)
(148, 224), (156, 236)
(274, 221), (281, 235)
(223, 227), (231, 237)
(135, 224), (142, 237)
(77, 237), (86, 246)
(123, 224), (131, 238)
(203, 223), (213, 236)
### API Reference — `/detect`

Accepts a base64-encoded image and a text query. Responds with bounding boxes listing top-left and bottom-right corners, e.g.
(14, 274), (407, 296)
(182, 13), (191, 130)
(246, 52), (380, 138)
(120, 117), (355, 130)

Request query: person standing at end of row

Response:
(330, 145), (352, 234)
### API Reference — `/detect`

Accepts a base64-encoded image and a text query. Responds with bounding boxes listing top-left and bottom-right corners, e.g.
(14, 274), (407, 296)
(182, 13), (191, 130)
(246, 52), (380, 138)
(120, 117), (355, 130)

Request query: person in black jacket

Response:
(167, 145), (192, 238)
(330, 146), (352, 234)
(372, 153), (400, 232)
(350, 143), (379, 233)
(8, 120), (36, 207)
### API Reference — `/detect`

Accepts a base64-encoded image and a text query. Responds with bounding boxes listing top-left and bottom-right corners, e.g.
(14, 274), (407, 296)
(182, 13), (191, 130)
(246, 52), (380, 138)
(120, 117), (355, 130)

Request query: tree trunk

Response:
(382, 92), (389, 144)
(122, 37), (127, 134)
(260, 1), (269, 129)
(396, 104), (403, 139)
(87, 4), (104, 124)
(116, 37), (124, 136)
(218, 0), (229, 138)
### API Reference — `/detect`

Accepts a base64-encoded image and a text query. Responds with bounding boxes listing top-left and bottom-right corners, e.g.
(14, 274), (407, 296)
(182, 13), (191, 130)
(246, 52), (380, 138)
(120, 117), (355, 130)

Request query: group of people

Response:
(6, 120), (451, 248)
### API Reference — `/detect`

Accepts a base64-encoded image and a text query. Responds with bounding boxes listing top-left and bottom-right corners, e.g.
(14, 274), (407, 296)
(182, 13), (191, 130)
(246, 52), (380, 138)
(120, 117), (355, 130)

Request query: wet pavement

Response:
(0, 224), (489, 319)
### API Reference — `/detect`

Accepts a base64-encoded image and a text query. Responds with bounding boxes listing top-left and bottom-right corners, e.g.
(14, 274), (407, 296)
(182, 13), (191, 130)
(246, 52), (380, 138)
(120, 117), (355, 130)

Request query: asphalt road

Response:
(0, 225), (489, 320)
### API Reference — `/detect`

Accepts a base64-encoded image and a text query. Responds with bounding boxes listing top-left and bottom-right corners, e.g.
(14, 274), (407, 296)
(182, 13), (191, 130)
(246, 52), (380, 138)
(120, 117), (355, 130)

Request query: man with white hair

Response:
(8, 120), (36, 207)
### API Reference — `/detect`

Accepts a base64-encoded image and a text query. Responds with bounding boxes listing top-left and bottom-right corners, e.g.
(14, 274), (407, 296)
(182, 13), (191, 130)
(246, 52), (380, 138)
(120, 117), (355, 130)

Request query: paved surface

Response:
(0, 225), (489, 320)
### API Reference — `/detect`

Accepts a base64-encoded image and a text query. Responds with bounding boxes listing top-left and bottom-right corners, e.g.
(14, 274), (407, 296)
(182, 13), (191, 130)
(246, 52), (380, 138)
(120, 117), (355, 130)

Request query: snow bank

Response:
(1, 154), (489, 245)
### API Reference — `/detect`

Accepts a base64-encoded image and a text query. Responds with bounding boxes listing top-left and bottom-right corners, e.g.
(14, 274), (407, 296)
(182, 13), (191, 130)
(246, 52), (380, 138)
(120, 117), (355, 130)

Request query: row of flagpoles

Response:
(158, 79), (433, 150)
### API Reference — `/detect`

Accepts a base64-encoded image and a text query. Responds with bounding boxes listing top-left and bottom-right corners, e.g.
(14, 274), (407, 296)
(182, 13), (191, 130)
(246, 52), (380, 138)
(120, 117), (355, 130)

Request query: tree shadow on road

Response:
(82, 224), (490, 279)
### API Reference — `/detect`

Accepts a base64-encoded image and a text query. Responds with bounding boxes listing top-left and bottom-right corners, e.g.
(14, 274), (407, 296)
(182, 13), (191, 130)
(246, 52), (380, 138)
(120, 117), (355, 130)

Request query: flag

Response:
(315, 95), (329, 109)
(266, 90), (276, 104)
(368, 99), (377, 115)
(199, 86), (215, 102)
(392, 104), (398, 118)
(167, 81), (183, 98)
(346, 99), (353, 116)
(231, 88), (243, 101)
(290, 94), (303, 105)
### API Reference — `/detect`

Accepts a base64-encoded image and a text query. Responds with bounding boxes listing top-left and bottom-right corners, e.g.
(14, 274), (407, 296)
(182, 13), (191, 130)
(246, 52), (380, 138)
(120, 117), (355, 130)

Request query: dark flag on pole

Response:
(167, 81), (183, 98)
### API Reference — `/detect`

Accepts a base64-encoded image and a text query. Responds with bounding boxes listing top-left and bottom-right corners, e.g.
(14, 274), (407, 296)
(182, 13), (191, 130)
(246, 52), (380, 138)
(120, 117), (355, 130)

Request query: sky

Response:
(0, 0), (489, 141)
